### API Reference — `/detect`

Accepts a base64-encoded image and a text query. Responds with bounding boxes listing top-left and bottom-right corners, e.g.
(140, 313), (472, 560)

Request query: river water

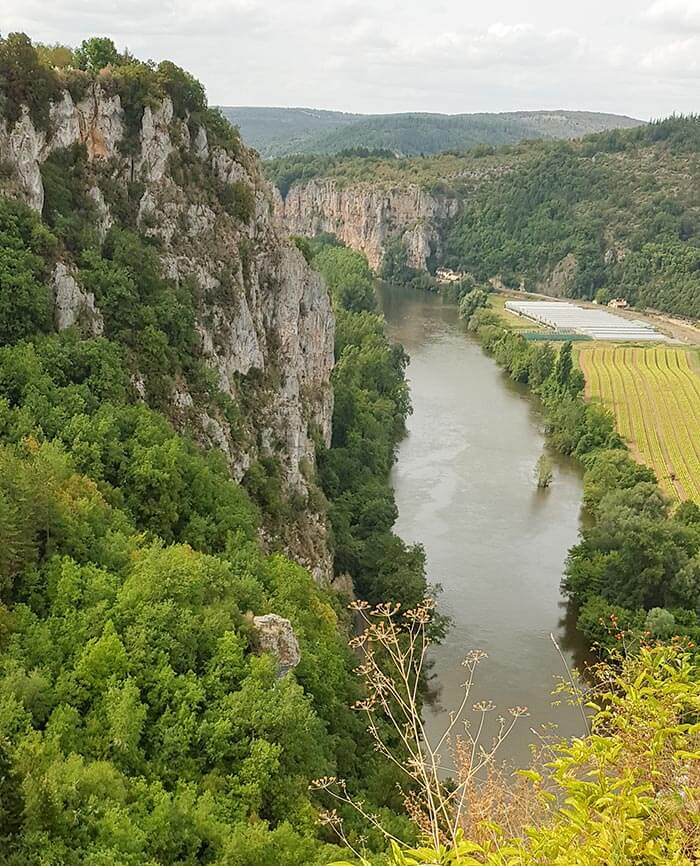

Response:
(378, 284), (590, 768)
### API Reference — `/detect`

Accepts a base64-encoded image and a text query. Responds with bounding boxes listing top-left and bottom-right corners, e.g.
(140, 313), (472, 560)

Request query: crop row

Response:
(581, 345), (700, 503)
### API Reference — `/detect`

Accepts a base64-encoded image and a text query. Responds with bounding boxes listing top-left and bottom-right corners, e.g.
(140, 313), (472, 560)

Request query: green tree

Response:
(74, 37), (121, 73)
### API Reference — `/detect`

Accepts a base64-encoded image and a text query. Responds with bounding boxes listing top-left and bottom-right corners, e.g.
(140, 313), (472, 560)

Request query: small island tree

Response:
(535, 453), (554, 488)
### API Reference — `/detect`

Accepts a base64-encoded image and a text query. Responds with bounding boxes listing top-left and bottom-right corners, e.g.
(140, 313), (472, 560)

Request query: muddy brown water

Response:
(378, 284), (590, 769)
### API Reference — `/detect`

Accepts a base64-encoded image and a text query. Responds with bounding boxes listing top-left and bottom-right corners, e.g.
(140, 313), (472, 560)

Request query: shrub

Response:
(0, 32), (61, 129)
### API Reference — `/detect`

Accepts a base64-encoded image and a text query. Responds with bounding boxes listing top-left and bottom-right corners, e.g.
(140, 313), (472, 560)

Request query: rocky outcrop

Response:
(252, 614), (301, 676)
(0, 84), (335, 581)
(536, 253), (578, 298)
(52, 263), (104, 335)
(276, 179), (460, 271)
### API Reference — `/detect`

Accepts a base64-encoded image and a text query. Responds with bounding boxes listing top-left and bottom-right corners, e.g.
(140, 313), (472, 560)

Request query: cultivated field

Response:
(578, 344), (700, 502)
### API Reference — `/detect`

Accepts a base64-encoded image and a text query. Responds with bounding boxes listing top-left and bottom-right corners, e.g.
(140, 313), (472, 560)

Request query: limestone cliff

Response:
(0, 84), (334, 579)
(275, 178), (460, 271)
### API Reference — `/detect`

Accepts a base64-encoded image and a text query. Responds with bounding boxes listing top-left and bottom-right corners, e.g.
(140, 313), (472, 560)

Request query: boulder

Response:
(253, 613), (301, 675)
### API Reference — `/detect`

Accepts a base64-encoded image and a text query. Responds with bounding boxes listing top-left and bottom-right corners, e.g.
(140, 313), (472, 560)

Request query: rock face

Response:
(252, 614), (301, 676)
(0, 84), (335, 581)
(52, 263), (104, 336)
(276, 179), (460, 271)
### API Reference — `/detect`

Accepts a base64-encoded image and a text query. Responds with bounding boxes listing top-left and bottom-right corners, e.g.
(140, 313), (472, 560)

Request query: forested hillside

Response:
(223, 106), (641, 158)
(274, 116), (700, 321)
(0, 34), (423, 864)
(446, 116), (700, 319)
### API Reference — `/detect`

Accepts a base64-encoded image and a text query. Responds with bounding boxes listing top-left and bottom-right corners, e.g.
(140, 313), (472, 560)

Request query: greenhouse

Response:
(504, 300), (665, 341)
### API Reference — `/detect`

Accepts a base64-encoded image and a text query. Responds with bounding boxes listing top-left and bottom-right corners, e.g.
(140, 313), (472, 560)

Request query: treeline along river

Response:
(378, 284), (590, 767)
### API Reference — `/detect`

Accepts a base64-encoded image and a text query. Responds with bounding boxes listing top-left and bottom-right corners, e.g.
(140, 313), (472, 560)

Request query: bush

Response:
(0, 32), (61, 129)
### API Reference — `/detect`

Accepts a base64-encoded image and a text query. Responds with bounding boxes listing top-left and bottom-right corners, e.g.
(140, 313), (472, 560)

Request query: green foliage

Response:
(156, 60), (206, 118)
(73, 37), (121, 73)
(0, 333), (401, 864)
(447, 117), (700, 318)
(0, 32), (61, 129)
(380, 240), (436, 292)
(218, 179), (256, 223)
(458, 288), (490, 321)
(40, 145), (97, 250)
(79, 227), (198, 400)
(314, 244), (377, 313)
(34, 42), (75, 69)
(311, 240), (427, 607)
(0, 198), (54, 345)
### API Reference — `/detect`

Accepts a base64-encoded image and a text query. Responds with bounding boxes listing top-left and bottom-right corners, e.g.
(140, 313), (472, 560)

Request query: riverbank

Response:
(464, 292), (700, 652)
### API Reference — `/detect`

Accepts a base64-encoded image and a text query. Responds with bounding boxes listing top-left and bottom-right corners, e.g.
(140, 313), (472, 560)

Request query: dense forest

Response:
(0, 34), (427, 864)
(446, 116), (700, 319)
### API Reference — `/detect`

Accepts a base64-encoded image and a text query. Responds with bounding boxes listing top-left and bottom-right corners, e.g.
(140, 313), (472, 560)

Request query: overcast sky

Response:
(3, 0), (700, 119)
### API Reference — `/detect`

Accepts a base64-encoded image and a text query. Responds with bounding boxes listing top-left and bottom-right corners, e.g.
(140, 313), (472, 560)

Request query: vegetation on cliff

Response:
(447, 116), (700, 318)
(298, 236), (430, 608)
(0, 35), (419, 865)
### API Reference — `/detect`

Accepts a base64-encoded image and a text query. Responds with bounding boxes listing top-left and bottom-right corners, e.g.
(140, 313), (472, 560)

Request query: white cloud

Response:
(1, 0), (697, 119)
(643, 0), (700, 31)
(641, 35), (700, 76)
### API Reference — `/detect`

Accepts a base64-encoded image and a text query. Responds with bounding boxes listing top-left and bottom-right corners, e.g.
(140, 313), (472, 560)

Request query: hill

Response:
(221, 106), (643, 157)
(274, 116), (700, 320)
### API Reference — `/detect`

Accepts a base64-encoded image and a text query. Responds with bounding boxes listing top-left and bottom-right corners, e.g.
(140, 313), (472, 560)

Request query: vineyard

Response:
(577, 344), (700, 503)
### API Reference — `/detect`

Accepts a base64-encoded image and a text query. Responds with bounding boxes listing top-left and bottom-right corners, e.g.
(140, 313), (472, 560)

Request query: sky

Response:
(3, 0), (700, 119)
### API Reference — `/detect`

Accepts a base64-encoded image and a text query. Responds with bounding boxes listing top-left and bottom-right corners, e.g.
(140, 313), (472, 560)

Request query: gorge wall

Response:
(0, 84), (335, 578)
(275, 178), (460, 271)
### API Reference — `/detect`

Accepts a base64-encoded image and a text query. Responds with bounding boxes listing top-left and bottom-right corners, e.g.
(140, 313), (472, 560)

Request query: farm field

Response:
(577, 344), (700, 503)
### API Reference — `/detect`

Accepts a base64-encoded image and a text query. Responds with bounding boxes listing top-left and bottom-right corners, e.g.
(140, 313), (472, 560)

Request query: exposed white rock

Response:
(88, 185), (113, 241)
(1, 109), (46, 211)
(277, 178), (460, 271)
(187, 203), (216, 236)
(48, 92), (81, 151)
(252, 614), (301, 675)
(194, 125), (209, 161)
(0, 86), (335, 582)
(77, 87), (124, 161)
(138, 98), (174, 183)
(52, 263), (104, 336)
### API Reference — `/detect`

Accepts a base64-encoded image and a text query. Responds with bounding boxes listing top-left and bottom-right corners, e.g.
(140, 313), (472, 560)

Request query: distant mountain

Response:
(221, 107), (643, 158)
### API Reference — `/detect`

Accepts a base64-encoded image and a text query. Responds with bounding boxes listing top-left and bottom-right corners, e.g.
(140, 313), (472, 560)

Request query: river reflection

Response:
(378, 283), (590, 768)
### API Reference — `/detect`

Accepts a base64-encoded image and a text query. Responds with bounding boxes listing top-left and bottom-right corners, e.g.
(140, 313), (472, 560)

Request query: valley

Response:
(1, 28), (699, 866)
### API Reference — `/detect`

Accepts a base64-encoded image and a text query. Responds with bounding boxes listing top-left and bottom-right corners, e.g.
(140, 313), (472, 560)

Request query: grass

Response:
(577, 344), (700, 502)
(489, 294), (547, 330)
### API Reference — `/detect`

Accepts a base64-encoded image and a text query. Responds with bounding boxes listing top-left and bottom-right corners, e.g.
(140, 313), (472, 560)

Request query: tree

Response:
(0, 32), (61, 128)
(554, 340), (573, 390)
(535, 453), (553, 488)
(645, 607), (676, 639)
(458, 287), (490, 322)
(74, 37), (121, 73)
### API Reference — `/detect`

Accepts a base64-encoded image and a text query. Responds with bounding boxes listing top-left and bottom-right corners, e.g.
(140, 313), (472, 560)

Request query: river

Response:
(378, 284), (590, 768)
